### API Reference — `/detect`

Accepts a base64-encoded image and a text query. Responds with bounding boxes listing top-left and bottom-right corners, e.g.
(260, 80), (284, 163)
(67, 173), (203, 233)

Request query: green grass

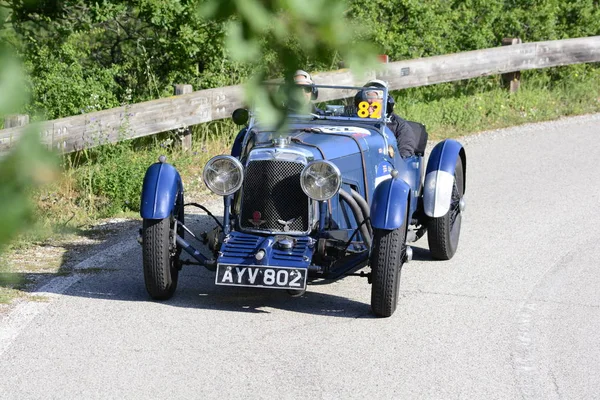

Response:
(0, 287), (23, 304)
(0, 273), (32, 304)
(396, 66), (600, 139)
(34, 119), (236, 226)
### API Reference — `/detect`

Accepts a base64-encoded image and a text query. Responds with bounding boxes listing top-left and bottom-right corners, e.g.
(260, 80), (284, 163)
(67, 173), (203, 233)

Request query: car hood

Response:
(253, 124), (382, 161)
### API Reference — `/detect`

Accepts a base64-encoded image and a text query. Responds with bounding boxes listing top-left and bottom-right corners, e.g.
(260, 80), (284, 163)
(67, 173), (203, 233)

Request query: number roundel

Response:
(357, 101), (382, 118)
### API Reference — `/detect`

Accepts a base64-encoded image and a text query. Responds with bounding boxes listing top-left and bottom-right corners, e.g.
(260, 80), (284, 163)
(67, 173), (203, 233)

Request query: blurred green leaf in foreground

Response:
(0, 131), (58, 252)
(200, 0), (378, 130)
(0, 5), (57, 256)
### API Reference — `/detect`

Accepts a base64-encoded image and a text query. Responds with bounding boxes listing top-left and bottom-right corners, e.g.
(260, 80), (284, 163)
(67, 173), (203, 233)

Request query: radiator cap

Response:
(275, 235), (296, 250)
(272, 137), (289, 148)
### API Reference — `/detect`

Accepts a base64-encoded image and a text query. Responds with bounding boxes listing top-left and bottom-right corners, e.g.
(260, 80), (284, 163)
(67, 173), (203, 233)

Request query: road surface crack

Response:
(402, 289), (517, 303)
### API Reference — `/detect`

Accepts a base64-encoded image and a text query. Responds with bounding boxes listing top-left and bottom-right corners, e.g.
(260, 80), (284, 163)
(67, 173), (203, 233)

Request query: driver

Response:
(361, 79), (416, 158)
(354, 88), (385, 118)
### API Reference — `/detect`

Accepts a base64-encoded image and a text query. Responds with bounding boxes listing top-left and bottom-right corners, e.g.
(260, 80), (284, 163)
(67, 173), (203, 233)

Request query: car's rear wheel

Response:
(142, 208), (182, 300)
(370, 211), (408, 318)
(427, 157), (464, 260)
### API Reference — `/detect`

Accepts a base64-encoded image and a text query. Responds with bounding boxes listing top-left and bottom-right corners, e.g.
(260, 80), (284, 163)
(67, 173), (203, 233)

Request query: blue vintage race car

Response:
(139, 84), (466, 317)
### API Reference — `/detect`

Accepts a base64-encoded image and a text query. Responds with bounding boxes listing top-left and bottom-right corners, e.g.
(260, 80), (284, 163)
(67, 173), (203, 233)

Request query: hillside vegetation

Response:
(0, 0), (597, 120)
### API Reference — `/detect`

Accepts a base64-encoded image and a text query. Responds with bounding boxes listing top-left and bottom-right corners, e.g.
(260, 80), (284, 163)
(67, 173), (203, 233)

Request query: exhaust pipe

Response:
(339, 189), (371, 248)
(350, 189), (373, 237)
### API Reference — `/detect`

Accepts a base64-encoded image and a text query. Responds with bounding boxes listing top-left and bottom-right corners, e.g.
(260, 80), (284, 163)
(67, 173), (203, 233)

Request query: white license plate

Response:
(215, 264), (307, 290)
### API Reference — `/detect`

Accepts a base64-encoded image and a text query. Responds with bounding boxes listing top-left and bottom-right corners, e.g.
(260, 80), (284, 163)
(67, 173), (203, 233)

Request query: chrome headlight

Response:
(300, 160), (342, 201)
(202, 156), (244, 196)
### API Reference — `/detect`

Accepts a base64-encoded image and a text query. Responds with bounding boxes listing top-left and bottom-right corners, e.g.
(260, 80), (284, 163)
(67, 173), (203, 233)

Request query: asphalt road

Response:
(1, 114), (600, 399)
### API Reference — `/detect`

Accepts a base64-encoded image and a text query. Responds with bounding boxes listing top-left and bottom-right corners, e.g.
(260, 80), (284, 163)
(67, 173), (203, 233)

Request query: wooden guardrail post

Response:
(501, 38), (522, 93)
(174, 84), (193, 150)
(3, 114), (29, 129)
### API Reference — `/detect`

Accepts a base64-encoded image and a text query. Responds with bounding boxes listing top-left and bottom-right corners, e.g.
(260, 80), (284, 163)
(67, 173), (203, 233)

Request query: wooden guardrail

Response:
(2, 35), (600, 154)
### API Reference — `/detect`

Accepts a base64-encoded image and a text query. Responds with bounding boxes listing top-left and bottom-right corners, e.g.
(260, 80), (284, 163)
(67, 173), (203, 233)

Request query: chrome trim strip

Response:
(246, 147), (313, 164)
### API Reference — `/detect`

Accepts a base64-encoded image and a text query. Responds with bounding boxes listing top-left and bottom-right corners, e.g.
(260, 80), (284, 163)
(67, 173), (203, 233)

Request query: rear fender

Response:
(140, 162), (183, 219)
(370, 176), (411, 230)
(423, 139), (466, 218)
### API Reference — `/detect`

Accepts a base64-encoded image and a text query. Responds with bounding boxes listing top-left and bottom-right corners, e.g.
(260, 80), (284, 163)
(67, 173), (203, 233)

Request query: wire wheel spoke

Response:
(449, 181), (461, 227)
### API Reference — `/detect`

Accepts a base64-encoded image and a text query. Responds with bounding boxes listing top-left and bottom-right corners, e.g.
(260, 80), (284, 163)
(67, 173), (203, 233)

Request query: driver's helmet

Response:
(364, 79), (388, 89)
(354, 87), (385, 118)
(363, 79), (395, 116)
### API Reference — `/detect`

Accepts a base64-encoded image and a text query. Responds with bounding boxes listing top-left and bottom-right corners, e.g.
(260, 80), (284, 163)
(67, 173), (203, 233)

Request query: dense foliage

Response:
(2, 0), (599, 121)
(348, 0), (600, 59)
(0, 6), (56, 254)
(4, 0), (253, 119)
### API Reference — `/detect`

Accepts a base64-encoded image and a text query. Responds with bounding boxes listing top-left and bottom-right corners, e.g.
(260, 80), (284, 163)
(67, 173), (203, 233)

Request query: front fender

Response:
(370, 176), (410, 230)
(140, 162), (183, 219)
(423, 139), (466, 218)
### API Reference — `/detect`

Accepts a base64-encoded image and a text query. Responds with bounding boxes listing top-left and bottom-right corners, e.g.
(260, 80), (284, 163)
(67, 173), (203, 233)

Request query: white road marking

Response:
(0, 238), (137, 357)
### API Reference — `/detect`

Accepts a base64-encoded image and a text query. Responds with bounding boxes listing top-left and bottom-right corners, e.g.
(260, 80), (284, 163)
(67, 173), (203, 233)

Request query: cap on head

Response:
(364, 89), (383, 100)
(354, 88), (383, 107)
(364, 79), (394, 116)
(294, 70), (314, 86)
(293, 69), (318, 100)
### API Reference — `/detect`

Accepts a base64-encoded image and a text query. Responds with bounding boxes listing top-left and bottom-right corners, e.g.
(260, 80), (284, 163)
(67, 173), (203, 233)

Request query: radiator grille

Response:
(240, 160), (309, 232)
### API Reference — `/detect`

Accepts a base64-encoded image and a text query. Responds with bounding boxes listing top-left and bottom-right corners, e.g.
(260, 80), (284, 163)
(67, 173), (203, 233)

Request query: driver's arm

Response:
(390, 114), (417, 158)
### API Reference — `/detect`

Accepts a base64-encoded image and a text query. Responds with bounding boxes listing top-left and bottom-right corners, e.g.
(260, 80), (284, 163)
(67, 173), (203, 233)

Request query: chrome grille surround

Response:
(239, 148), (315, 235)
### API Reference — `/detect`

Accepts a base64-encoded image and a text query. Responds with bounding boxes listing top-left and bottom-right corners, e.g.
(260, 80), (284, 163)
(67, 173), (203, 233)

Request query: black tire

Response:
(427, 157), (464, 260)
(176, 194), (185, 269)
(370, 214), (407, 318)
(142, 216), (179, 300)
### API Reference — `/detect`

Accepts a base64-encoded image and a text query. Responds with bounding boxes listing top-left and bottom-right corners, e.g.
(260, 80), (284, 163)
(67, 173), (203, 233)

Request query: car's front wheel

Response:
(370, 212), (408, 318)
(427, 157), (464, 260)
(142, 215), (180, 300)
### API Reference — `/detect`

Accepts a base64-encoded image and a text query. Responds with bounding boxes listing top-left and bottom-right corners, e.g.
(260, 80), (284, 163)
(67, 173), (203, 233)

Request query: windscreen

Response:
(252, 84), (388, 125)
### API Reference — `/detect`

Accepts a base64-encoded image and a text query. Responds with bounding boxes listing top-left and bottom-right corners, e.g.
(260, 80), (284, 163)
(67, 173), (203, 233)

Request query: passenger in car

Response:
(231, 69), (323, 158)
(292, 69), (324, 115)
(362, 80), (417, 158)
